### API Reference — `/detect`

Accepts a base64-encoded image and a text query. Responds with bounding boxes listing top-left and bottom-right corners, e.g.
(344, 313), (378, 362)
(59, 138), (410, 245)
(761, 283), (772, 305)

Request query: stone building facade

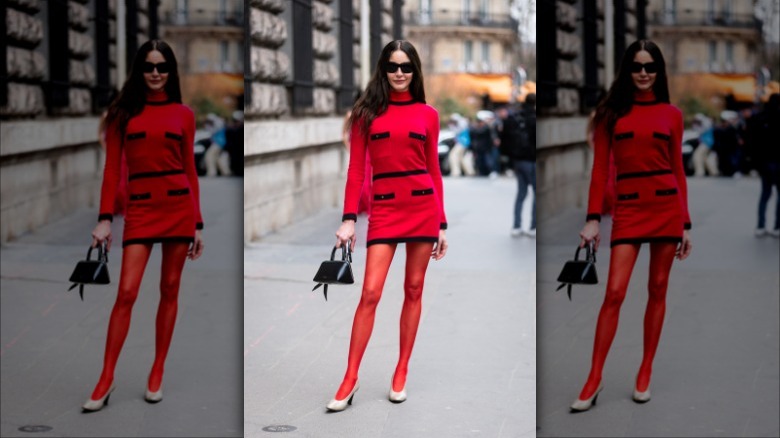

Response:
(536, 0), (646, 220)
(1, 0), (158, 243)
(403, 0), (518, 75)
(646, 0), (760, 75)
(244, 0), (400, 242)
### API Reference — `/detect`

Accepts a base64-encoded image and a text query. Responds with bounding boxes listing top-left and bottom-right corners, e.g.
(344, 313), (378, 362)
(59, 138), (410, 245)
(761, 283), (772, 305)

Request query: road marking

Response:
(244, 325), (275, 357)
(1, 326), (31, 356)
(286, 302), (301, 316)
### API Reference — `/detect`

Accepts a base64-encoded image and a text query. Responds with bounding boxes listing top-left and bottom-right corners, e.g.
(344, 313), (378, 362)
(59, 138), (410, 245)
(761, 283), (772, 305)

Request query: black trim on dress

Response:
(684, 222), (692, 230)
(409, 132), (426, 141)
(165, 132), (183, 141)
(370, 132), (390, 140)
(655, 188), (678, 196)
(617, 192), (639, 201)
(373, 169), (428, 181)
(440, 222), (448, 230)
(196, 222), (204, 230)
(614, 132), (634, 141)
(367, 236), (438, 246)
(342, 213), (358, 222)
(168, 188), (190, 196)
(123, 236), (194, 247)
(374, 193), (395, 200)
(653, 132), (671, 141)
(411, 188), (434, 196)
(586, 213), (602, 222)
(127, 132), (146, 140)
(129, 192), (151, 200)
(128, 169), (185, 181)
(611, 236), (682, 247)
(616, 169), (672, 180)
(98, 213), (113, 222)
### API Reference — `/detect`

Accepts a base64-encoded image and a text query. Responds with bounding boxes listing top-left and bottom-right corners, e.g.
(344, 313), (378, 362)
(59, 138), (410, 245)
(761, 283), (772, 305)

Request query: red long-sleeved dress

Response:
(343, 90), (447, 246)
(587, 90), (691, 247)
(99, 90), (203, 247)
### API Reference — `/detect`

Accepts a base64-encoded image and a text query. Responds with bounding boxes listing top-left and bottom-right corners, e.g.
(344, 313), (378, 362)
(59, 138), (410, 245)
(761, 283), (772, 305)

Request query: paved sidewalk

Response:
(244, 176), (536, 438)
(0, 178), (244, 437)
(537, 176), (780, 437)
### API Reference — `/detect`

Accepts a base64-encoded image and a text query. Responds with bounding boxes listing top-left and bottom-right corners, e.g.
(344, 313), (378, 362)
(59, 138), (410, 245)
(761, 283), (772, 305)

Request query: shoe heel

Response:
(592, 393), (599, 405)
(348, 394), (355, 405)
(105, 393), (111, 406)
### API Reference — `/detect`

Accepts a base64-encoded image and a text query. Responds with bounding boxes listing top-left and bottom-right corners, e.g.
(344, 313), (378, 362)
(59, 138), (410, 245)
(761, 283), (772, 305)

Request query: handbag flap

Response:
(313, 261), (354, 285)
(69, 261), (110, 285)
(557, 261), (597, 285)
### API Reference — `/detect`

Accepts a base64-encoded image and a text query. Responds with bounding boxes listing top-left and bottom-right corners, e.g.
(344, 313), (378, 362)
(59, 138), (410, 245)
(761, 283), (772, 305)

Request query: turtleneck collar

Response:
(389, 89), (415, 105)
(146, 88), (171, 105)
(633, 89), (657, 105)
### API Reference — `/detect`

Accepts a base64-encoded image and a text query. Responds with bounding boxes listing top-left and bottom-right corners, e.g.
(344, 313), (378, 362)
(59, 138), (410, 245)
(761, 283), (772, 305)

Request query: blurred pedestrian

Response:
(330, 40), (447, 412)
(204, 113), (231, 176)
(225, 110), (244, 176)
(470, 112), (499, 177)
(692, 113), (718, 176)
(748, 93), (780, 237)
(85, 39), (204, 412)
(713, 110), (740, 177)
(448, 113), (475, 177)
(498, 96), (536, 237)
(574, 40), (692, 412)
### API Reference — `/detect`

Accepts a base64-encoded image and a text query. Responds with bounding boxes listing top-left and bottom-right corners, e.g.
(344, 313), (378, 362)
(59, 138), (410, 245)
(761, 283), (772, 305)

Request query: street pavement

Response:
(0, 177), (244, 437)
(537, 176), (780, 437)
(244, 175), (536, 438)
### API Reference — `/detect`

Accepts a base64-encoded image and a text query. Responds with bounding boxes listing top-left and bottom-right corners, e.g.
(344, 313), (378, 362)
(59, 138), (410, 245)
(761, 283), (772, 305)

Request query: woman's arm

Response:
(97, 121), (122, 223)
(586, 122), (611, 223)
(337, 121), (367, 250)
(424, 107), (447, 230)
(181, 107), (204, 230)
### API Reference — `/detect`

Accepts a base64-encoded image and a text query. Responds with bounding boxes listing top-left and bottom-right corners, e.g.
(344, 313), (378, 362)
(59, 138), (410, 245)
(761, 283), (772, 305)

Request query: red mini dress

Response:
(587, 90), (691, 247)
(343, 90), (447, 246)
(99, 90), (203, 247)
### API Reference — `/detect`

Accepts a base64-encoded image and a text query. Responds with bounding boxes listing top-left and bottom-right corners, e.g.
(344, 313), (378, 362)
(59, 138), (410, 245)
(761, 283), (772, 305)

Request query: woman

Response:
(328, 40), (448, 411)
(83, 40), (204, 412)
(572, 40), (692, 412)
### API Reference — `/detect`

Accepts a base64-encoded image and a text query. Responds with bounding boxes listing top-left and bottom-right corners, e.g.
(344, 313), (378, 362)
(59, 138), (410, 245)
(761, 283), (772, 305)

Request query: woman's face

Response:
(385, 50), (413, 93)
(631, 49), (657, 92)
(143, 50), (169, 92)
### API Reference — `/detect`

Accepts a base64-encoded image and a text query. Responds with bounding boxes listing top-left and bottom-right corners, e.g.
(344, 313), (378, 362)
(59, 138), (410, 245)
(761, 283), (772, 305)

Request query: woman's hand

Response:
(432, 230), (448, 260)
(677, 230), (692, 260)
(188, 230), (204, 260)
(336, 220), (356, 251)
(91, 220), (112, 251)
(579, 220), (601, 251)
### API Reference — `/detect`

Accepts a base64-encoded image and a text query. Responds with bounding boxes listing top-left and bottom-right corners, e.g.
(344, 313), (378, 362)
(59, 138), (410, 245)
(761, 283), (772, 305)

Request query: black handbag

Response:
(556, 241), (598, 300)
(68, 242), (110, 301)
(312, 243), (355, 301)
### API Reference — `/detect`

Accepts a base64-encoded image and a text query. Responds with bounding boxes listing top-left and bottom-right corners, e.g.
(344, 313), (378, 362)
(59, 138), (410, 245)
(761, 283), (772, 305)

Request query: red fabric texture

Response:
(99, 90), (203, 246)
(343, 90), (447, 246)
(587, 90), (691, 246)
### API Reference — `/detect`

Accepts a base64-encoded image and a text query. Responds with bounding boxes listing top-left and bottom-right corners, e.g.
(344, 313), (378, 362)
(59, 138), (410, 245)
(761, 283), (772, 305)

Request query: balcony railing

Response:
(161, 9), (244, 27)
(648, 9), (757, 29)
(405, 10), (516, 29)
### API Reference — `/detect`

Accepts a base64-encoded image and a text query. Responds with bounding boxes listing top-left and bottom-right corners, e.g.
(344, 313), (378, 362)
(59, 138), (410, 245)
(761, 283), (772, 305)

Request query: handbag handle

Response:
(574, 241), (596, 264)
(87, 241), (109, 264)
(331, 240), (352, 263)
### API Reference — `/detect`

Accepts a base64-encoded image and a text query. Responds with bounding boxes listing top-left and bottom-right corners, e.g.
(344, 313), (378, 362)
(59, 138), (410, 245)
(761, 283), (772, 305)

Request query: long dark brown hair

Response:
(593, 39), (670, 135)
(105, 40), (182, 140)
(348, 40), (426, 141)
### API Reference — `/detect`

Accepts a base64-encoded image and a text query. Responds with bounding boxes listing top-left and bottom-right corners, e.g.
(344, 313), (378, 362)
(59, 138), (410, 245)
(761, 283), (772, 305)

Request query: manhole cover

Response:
(18, 425), (53, 433)
(262, 425), (297, 433)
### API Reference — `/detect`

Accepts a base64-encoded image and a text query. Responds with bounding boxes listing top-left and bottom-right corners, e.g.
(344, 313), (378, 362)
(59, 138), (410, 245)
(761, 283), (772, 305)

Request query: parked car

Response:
(437, 129), (456, 175)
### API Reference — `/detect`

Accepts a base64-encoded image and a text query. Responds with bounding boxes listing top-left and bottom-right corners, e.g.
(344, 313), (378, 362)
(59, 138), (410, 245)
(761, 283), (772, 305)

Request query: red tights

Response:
(579, 242), (676, 400)
(334, 242), (433, 400)
(91, 242), (189, 400)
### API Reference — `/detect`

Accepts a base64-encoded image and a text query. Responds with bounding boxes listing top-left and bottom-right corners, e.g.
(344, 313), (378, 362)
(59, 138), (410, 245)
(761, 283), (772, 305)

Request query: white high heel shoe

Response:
(82, 384), (116, 413)
(326, 381), (359, 412)
(388, 377), (407, 403)
(144, 387), (163, 403)
(632, 386), (651, 403)
(570, 383), (603, 412)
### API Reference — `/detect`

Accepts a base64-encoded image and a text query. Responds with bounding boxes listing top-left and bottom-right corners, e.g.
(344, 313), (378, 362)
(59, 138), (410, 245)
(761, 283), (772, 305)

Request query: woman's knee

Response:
(360, 286), (383, 308)
(603, 285), (627, 308)
(115, 285), (140, 307)
(647, 276), (669, 300)
(404, 281), (424, 302)
(159, 276), (181, 301)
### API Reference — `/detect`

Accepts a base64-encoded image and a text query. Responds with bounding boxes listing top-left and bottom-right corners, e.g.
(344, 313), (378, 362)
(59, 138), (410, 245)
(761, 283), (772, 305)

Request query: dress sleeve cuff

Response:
(98, 213), (113, 222)
(684, 222), (691, 230)
(342, 213), (357, 222)
(196, 222), (204, 230)
(586, 213), (601, 222)
(440, 222), (448, 230)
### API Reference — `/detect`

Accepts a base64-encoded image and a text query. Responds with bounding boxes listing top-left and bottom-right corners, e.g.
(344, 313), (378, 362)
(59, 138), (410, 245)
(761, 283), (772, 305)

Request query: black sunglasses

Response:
(630, 61), (658, 74)
(143, 62), (171, 74)
(383, 62), (414, 74)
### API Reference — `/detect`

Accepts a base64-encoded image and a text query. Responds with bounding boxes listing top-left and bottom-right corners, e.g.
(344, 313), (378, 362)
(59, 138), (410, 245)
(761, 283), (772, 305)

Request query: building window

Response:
(706, 0), (715, 23)
(723, 0), (732, 23)
(662, 0), (675, 25)
(481, 41), (489, 71)
(220, 41), (229, 72)
(725, 41), (734, 71)
(479, 0), (489, 22)
(420, 0), (431, 25)
(218, 0), (227, 24)
(175, 0), (188, 25)
(465, 40), (473, 71)
(708, 40), (718, 71)
(237, 40), (244, 72)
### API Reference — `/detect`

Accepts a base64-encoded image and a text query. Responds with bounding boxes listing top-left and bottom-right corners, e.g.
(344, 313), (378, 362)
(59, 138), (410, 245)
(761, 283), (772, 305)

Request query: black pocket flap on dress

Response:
(165, 132), (183, 141)
(127, 132), (146, 140)
(373, 192), (395, 201)
(411, 188), (434, 196)
(614, 132), (634, 141)
(653, 132), (671, 141)
(409, 132), (427, 141)
(168, 188), (190, 196)
(129, 192), (151, 201)
(370, 132), (390, 140)
(617, 192), (639, 201)
(655, 188), (678, 196)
